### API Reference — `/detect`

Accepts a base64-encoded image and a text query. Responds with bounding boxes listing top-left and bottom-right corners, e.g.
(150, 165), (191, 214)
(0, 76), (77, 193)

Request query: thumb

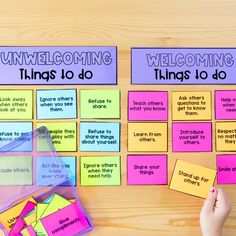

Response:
(203, 187), (218, 212)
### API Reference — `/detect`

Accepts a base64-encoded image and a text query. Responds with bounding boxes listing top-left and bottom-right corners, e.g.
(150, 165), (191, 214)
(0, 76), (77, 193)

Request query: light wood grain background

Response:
(1, 0), (236, 235)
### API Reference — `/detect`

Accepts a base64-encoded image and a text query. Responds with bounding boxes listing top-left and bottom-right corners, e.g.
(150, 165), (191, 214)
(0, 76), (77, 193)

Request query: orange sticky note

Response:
(128, 123), (167, 152)
(0, 197), (36, 231)
(169, 160), (216, 198)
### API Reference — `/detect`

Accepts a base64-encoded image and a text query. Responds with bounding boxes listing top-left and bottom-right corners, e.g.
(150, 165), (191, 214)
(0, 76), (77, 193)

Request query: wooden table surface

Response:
(1, 1), (236, 235)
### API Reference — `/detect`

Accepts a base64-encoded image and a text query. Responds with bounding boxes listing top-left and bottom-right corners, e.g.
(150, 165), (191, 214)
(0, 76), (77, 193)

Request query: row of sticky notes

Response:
(0, 156), (76, 186)
(0, 154), (236, 198)
(128, 122), (236, 152)
(2, 121), (236, 152)
(0, 193), (91, 235)
(128, 90), (236, 121)
(0, 122), (120, 152)
(2, 89), (236, 121)
(0, 89), (120, 120)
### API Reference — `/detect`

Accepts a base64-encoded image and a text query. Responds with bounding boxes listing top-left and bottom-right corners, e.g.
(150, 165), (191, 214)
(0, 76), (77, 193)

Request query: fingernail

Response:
(210, 187), (215, 193)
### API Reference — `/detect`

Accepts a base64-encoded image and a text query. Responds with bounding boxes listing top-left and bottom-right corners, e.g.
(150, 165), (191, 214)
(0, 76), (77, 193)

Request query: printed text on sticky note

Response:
(216, 122), (236, 151)
(80, 156), (121, 186)
(128, 123), (167, 152)
(80, 89), (120, 119)
(169, 160), (216, 198)
(172, 91), (211, 120)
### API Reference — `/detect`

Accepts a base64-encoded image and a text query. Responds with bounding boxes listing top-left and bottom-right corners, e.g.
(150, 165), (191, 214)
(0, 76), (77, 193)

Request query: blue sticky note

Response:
(80, 122), (120, 152)
(0, 122), (33, 152)
(36, 89), (77, 119)
(36, 156), (76, 186)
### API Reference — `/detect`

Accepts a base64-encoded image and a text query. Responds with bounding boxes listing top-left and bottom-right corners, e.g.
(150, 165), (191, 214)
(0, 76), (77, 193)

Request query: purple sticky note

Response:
(215, 90), (236, 120)
(9, 201), (36, 236)
(41, 202), (90, 236)
(132, 48), (236, 84)
(172, 122), (212, 152)
(0, 47), (117, 85)
(217, 154), (236, 184)
(127, 155), (168, 185)
(128, 91), (168, 121)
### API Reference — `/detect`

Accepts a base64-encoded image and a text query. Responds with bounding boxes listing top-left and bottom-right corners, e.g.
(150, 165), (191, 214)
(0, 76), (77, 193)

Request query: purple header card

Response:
(0, 46), (117, 85)
(132, 48), (236, 84)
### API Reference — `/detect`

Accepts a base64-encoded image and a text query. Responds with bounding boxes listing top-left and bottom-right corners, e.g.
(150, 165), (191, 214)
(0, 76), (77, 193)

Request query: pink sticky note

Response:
(128, 91), (168, 121)
(9, 201), (36, 236)
(217, 155), (236, 184)
(127, 155), (167, 185)
(172, 122), (212, 152)
(41, 202), (89, 236)
(215, 90), (236, 120)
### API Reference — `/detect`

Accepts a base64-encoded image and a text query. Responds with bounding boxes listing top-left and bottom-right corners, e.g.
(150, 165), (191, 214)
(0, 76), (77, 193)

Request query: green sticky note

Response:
(80, 89), (120, 119)
(37, 122), (77, 151)
(34, 194), (71, 235)
(0, 90), (33, 119)
(0, 156), (32, 185)
(36, 203), (48, 221)
(80, 156), (121, 186)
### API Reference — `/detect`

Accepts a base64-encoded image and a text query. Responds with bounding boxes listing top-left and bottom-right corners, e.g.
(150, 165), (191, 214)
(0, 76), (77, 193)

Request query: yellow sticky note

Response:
(0, 197), (36, 231)
(169, 160), (216, 198)
(36, 122), (77, 151)
(128, 123), (167, 152)
(216, 122), (236, 151)
(172, 91), (211, 120)
(0, 90), (33, 120)
(23, 211), (36, 226)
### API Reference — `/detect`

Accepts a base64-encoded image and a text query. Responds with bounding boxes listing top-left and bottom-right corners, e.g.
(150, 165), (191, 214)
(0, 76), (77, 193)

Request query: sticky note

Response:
(23, 212), (36, 226)
(128, 123), (167, 152)
(80, 156), (121, 186)
(0, 122), (32, 151)
(34, 194), (71, 235)
(172, 91), (211, 120)
(128, 91), (168, 121)
(37, 122), (77, 151)
(80, 89), (120, 119)
(216, 122), (236, 151)
(169, 160), (216, 198)
(172, 122), (212, 152)
(36, 204), (48, 222)
(0, 197), (36, 231)
(36, 156), (76, 186)
(10, 201), (36, 235)
(127, 155), (167, 185)
(0, 90), (33, 120)
(215, 90), (236, 120)
(41, 202), (89, 236)
(217, 155), (236, 184)
(80, 122), (120, 152)
(36, 89), (77, 119)
(0, 156), (32, 185)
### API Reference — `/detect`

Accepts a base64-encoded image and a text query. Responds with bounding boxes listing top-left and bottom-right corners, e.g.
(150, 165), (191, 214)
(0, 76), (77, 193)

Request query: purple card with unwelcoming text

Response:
(132, 48), (236, 84)
(0, 46), (117, 85)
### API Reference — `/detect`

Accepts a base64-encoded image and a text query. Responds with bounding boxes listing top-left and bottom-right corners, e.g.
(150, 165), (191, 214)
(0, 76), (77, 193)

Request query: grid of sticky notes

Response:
(0, 89), (121, 187)
(127, 90), (236, 196)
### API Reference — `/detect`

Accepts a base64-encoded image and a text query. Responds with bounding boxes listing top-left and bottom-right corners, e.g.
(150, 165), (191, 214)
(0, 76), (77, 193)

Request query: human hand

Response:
(200, 188), (231, 236)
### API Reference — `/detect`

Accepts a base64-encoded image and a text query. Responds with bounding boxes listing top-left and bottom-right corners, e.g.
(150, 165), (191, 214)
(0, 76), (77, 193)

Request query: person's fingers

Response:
(203, 187), (218, 212)
(215, 188), (232, 215)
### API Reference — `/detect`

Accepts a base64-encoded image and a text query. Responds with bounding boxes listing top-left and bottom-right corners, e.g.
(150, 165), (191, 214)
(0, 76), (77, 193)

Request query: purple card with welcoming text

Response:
(132, 48), (236, 84)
